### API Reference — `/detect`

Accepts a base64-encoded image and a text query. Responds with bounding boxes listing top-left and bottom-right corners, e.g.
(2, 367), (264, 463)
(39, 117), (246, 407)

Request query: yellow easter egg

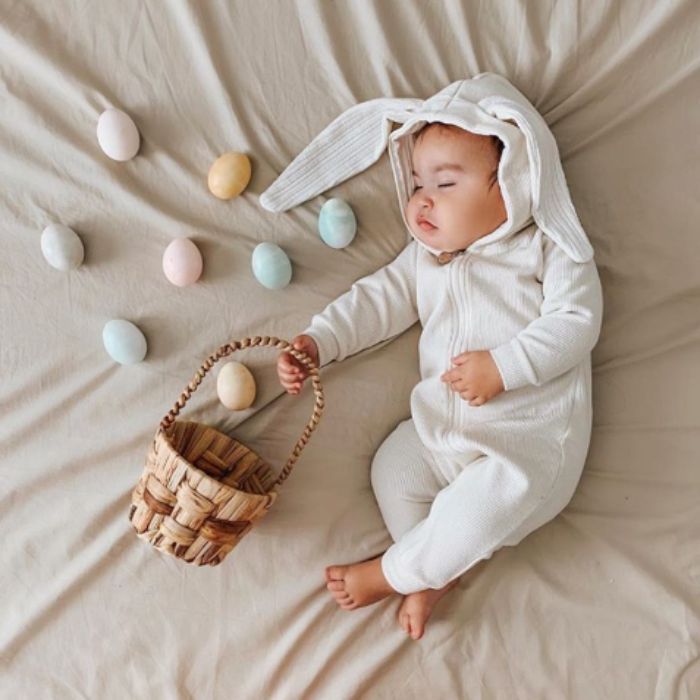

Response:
(216, 361), (256, 410)
(207, 152), (252, 199)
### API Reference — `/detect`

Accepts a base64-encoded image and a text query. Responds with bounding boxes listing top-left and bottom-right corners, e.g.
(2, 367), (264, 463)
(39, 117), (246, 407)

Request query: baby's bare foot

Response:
(325, 556), (397, 610)
(398, 560), (489, 639)
(397, 578), (460, 640)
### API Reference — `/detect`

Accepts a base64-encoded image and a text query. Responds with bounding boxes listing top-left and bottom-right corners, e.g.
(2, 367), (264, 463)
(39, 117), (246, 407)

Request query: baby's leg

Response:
(370, 418), (449, 542)
(324, 418), (441, 610)
(380, 452), (558, 596)
(371, 419), (463, 639)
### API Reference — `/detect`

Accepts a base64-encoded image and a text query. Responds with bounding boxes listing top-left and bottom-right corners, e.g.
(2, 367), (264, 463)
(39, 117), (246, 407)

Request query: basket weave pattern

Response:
(128, 336), (324, 567)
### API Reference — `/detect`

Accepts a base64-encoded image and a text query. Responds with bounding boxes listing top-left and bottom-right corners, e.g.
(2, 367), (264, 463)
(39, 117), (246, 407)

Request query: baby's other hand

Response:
(277, 334), (319, 395)
(440, 350), (505, 406)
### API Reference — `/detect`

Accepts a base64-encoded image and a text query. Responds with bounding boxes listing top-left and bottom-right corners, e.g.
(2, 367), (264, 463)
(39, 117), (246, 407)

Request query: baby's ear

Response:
(259, 97), (422, 213)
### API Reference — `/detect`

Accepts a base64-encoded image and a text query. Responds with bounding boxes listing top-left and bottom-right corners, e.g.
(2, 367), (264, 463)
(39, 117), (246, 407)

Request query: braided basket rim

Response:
(156, 419), (278, 500)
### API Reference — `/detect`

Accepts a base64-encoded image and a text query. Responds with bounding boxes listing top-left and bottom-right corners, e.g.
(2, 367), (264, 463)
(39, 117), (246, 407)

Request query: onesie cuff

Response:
(489, 342), (533, 392)
(301, 320), (340, 368)
(381, 544), (428, 595)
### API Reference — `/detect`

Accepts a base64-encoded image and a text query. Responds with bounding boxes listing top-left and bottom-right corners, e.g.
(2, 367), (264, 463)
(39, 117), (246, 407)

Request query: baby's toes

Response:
(326, 565), (348, 580)
(407, 614), (424, 640)
(326, 580), (345, 592)
(399, 612), (414, 637)
(398, 610), (409, 634)
(397, 603), (415, 636)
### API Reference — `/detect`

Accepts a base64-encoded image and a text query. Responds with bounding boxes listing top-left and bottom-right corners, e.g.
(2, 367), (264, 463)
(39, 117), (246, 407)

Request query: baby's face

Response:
(405, 126), (507, 252)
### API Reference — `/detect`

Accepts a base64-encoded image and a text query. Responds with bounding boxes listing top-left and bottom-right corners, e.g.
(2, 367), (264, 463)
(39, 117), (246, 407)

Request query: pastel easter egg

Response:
(251, 242), (292, 290)
(318, 198), (357, 249)
(162, 238), (203, 287)
(208, 152), (251, 199)
(102, 319), (147, 365)
(216, 361), (256, 410)
(96, 108), (140, 161)
(40, 223), (84, 271)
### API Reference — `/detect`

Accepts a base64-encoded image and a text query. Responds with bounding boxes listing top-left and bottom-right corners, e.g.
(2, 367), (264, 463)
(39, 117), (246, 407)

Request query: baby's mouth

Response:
(417, 217), (437, 231)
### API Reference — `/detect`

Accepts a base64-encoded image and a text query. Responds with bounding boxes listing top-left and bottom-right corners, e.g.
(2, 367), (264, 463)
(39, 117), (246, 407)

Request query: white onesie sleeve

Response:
(489, 235), (604, 391)
(302, 241), (419, 366)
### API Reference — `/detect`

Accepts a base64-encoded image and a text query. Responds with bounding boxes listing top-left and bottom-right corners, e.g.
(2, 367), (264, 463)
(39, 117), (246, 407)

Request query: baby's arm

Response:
(488, 235), (604, 391)
(303, 241), (420, 367)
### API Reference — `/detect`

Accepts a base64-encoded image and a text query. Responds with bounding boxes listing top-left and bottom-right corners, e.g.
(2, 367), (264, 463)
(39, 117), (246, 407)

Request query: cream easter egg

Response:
(41, 223), (84, 270)
(96, 108), (140, 161)
(216, 361), (256, 410)
(102, 319), (147, 364)
(162, 238), (203, 287)
(208, 152), (251, 199)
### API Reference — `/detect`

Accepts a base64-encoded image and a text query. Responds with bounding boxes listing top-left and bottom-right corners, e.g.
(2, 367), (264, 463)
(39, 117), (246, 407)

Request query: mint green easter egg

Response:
(318, 198), (357, 249)
(251, 242), (292, 290)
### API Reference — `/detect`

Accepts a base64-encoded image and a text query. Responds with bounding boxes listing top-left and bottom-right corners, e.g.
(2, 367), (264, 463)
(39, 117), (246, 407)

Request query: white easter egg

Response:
(318, 198), (357, 249)
(40, 223), (84, 270)
(216, 361), (256, 410)
(251, 242), (292, 290)
(162, 238), (203, 287)
(96, 108), (140, 161)
(102, 319), (147, 364)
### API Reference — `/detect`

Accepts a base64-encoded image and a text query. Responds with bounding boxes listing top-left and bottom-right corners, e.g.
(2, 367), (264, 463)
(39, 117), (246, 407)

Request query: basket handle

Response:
(159, 336), (324, 488)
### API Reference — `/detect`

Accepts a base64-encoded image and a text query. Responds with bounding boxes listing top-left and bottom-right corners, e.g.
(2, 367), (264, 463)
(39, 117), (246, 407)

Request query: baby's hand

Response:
(440, 350), (505, 406)
(277, 334), (319, 396)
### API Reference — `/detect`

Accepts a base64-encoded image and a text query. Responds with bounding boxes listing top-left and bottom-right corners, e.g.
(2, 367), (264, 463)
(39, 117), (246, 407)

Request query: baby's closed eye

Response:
(412, 183), (455, 192)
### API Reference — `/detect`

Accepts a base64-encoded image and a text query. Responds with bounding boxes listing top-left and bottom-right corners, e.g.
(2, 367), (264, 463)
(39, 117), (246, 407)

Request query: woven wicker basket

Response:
(128, 336), (324, 566)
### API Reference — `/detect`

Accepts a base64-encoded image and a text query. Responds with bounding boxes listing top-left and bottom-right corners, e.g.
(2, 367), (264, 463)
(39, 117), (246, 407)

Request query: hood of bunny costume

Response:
(260, 72), (594, 264)
(386, 98), (534, 258)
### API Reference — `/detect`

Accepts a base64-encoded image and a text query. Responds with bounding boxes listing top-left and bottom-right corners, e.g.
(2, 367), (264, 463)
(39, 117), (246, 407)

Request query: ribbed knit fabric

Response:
(302, 225), (603, 593)
(259, 97), (421, 214)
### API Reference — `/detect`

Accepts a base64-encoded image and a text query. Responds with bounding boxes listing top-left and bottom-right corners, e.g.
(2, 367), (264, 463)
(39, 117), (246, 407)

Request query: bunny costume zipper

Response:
(445, 253), (471, 453)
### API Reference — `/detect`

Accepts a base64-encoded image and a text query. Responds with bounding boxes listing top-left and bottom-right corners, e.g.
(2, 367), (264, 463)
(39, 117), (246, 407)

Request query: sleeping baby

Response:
(262, 73), (604, 641)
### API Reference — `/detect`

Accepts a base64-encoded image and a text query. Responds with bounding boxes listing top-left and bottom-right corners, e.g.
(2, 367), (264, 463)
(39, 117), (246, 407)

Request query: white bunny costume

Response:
(260, 73), (604, 595)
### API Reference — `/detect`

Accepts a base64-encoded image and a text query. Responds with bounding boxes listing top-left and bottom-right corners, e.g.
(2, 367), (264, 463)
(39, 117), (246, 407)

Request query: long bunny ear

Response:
(479, 96), (595, 263)
(259, 97), (421, 213)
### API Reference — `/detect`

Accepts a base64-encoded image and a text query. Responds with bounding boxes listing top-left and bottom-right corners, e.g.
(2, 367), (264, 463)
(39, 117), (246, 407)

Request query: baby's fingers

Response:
(441, 368), (460, 382)
(280, 376), (304, 393)
(288, 378), (306, 395)
(280, 355), (310, 379)
(459, 390), (486, 406)
(279, 371), (300, 386)
(287, 365), (309, 381)
(443, 376), (467, 392)
(279, 352), (301, 371)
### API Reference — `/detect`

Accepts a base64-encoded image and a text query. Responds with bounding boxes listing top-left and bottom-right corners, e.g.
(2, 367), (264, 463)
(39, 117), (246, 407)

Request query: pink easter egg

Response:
(162, 238), (203, 287)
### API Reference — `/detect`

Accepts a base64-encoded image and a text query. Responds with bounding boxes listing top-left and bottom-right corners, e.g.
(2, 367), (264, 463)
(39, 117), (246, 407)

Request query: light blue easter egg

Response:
(318, 198), (357, 249)
(251, 242), (292, 290)
(102, 319), (148, 364)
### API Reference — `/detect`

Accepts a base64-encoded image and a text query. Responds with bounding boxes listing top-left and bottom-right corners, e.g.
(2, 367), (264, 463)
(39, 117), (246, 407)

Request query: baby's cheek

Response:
(405, 198), (422, 226)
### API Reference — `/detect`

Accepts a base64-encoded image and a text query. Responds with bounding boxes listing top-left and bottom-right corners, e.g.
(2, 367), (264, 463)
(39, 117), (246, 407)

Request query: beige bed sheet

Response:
(1, 0), (699, 697)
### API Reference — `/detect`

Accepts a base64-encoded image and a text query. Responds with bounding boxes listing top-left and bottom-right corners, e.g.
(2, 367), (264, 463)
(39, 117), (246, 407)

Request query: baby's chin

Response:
(411, 225), (470, 252)
(411, 228), (440, 248)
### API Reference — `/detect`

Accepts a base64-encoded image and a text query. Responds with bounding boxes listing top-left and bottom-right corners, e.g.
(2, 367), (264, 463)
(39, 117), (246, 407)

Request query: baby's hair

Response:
(414, 122), (504, 189)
